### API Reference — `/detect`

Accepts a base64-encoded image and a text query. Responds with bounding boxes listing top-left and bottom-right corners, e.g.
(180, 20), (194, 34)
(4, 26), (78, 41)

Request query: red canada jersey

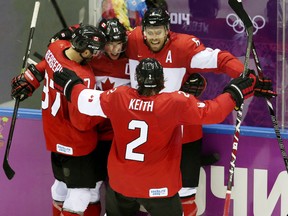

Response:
(126, 26), (243, 143)
(70, 85), (236, 198)
(36, 40), (102, 156)
(90, 54), (130, 141)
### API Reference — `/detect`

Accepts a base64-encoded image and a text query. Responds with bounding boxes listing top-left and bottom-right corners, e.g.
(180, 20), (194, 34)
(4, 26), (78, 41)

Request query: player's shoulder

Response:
(45, 41), (70, 67)
(128, 26), (142, 38)
(102, 86), (134, 101)
(130, 25), (142, 33)
(49, 39), (71, 50)
(105, 85), (131, 94)
(161, 91), (191, 102)
(170, 31), (202, 47)
(156, 91), (193, 111)
(46, 40), (71, 61)
(173, 90), (191, 99)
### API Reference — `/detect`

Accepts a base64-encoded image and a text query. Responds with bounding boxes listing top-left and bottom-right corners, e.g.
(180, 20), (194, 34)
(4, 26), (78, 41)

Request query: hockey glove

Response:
(246, 69), (277, 99)
(11, 64), (44, 101)
(254, 77), (277, 99)
(53, 68), (83, 102)
(223, 74), (256, 111)
(180, 73), (207, 97)
(49, 24), (80, 44)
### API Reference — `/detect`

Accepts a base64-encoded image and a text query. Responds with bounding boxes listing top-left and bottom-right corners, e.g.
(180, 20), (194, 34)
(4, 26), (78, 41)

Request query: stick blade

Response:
(3, 158), (15, 180)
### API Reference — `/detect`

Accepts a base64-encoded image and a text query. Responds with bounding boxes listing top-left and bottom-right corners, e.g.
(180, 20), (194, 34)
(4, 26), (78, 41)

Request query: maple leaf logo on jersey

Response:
(101, 78), (115, 90)
(88, 95), (94, 102)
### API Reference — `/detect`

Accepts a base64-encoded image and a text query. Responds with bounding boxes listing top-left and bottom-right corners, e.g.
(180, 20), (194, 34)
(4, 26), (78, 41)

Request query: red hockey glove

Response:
(254, 77), (277, 99)
(223, 73), (256, 110)
(53, 68), (83, 102)
(246, 69), (277, 99)
(180, 73), (207, 97)
(11, 64), (43, 101)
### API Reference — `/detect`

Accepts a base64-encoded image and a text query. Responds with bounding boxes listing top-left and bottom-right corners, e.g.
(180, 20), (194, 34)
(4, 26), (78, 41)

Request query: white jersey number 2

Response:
(125, 120), (148, 162)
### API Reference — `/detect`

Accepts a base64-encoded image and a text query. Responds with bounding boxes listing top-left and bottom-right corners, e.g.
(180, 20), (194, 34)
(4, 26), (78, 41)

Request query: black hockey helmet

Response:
(71, 24), (107, 54)
(136, 58), (164, 90)
(98, 18), (127, 43)
(142, 7), (170, 29)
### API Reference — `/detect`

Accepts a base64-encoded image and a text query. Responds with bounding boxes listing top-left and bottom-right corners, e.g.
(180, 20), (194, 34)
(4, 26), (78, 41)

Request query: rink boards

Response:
(0, 108), (287, 216)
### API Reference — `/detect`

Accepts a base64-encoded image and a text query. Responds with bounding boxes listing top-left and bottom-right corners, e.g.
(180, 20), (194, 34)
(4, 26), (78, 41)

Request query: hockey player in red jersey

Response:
(48, 17), (205, 215)
(50, 9), (276, 214)
(52, 58), (275, 216)
(90, 17), (131, 183)
(11, 25), (107, 216)
(125, 7), (247, 215)
(44, 17), (132, 215)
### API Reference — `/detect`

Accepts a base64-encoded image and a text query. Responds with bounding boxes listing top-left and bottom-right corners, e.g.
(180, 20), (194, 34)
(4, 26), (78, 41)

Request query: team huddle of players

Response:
(10, 6), (276, 216)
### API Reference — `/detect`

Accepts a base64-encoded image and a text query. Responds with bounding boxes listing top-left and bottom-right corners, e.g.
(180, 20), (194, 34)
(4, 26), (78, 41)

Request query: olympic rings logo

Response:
(226, 13), (266, 35)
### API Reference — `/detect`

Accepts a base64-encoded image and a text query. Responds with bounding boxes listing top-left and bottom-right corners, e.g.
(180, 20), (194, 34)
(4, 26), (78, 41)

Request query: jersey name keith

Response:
(128, 99), (154, 112)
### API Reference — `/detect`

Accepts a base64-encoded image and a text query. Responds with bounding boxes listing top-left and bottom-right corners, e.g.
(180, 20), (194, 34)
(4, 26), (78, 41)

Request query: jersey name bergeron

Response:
(128, 99), (154, 112)
(45, 49), (63, 72)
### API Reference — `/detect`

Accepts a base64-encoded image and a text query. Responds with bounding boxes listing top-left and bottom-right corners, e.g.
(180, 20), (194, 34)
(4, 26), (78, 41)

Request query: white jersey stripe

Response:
(78, 89), (106, 117)
(190, 48), (220, 69)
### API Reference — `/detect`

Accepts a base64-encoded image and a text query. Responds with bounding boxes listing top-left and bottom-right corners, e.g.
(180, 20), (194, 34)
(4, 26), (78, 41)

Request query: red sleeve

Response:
(180, 92), (236, 125)
(217, 51), (244, 78)
(183, 34), (207, 61)
(35, 60), (47, 76)
(126, 27), (141, 58)
(169, 32), (207, 68)
(71, 84), (87, 107)
(68, 102), (104, 131)
(69, 82), (104, 131)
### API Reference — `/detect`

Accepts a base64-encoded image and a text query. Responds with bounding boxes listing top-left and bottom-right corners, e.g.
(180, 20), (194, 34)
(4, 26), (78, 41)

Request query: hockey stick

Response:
(33, 0), (67, 63)
(3, 1), (40, 180)
(223, 0), (253, 215)
(51, 0), (68, 28)
(251, 43), (288, 172)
